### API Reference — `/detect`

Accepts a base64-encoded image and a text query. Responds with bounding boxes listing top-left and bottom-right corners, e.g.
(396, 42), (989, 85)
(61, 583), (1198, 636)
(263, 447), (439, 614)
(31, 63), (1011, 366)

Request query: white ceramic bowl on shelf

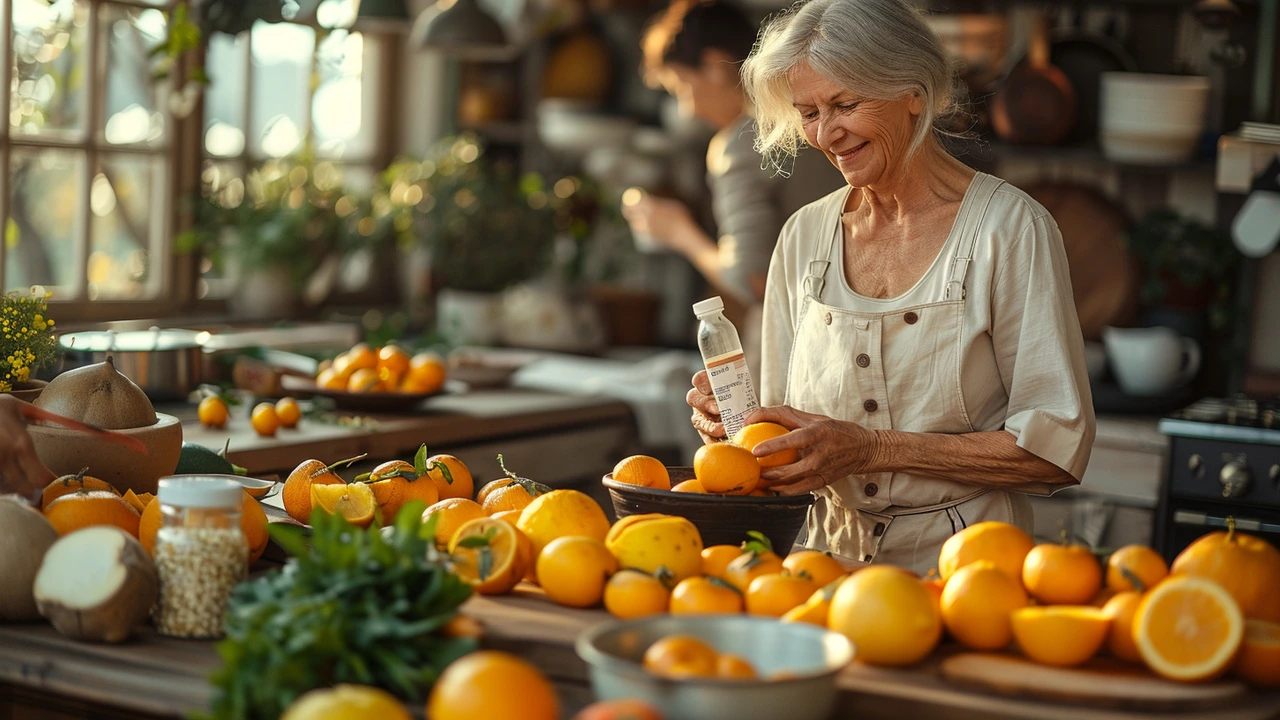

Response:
(1099, 73), (1210, 165)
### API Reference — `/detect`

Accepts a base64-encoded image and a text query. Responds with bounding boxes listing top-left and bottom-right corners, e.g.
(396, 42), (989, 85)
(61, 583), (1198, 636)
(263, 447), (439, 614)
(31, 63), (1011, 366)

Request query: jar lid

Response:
(692, 296), (724, 317)
(157, 476), (243, 509)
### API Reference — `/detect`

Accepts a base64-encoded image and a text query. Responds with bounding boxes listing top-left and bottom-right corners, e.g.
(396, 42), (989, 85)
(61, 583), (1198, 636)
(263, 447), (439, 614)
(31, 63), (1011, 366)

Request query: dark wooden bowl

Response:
(603, 467), (814, 556)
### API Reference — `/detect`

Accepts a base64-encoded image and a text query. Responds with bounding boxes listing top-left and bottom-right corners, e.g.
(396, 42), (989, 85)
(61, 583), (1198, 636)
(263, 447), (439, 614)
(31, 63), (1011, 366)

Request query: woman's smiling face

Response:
(788, 62), (923, 188)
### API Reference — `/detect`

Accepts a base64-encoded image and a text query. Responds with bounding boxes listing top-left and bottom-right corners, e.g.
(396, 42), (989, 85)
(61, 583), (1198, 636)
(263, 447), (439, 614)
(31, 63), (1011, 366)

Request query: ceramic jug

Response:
(1102, 326), (1201, 397)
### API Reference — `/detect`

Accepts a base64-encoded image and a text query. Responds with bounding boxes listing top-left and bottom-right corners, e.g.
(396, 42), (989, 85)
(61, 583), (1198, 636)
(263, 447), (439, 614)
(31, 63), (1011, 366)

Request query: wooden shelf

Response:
(960, 139), (1218, 173)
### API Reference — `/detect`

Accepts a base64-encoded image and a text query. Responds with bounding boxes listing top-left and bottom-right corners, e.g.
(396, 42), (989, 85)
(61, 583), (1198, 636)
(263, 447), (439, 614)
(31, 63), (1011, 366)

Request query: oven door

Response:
(1169, 510), (1280, 558)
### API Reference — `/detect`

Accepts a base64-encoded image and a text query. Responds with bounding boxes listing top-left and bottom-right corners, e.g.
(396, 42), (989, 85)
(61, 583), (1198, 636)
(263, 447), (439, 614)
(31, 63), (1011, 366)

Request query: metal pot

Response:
(58, 328), (206, 401)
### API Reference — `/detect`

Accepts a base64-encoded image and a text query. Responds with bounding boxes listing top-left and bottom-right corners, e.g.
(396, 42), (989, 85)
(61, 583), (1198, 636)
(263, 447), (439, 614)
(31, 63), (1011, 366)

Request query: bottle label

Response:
(704, 350), (758, 437)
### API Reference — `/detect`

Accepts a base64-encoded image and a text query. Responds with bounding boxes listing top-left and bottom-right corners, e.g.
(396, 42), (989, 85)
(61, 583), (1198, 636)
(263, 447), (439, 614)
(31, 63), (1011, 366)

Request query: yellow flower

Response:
(14, 366), (28, 382)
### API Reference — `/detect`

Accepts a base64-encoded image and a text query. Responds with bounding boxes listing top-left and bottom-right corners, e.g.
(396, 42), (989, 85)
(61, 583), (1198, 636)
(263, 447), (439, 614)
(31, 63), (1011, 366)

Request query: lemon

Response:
(281, 685), (410, 720)
(605, 513), (703, 582)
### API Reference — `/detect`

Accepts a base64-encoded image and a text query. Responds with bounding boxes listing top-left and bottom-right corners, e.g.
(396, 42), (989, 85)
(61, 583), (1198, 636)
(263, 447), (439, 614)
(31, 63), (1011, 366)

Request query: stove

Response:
(1155, 397), (1280, 562)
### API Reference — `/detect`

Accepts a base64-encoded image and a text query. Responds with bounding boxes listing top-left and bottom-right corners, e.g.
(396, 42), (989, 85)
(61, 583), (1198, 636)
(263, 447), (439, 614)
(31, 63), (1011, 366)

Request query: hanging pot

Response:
(991, 12), (1077, 145)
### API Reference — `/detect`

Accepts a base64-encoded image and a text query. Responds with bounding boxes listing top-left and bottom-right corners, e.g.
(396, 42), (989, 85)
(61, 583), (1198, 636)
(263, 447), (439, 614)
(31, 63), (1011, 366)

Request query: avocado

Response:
(175, 442), (242, 476)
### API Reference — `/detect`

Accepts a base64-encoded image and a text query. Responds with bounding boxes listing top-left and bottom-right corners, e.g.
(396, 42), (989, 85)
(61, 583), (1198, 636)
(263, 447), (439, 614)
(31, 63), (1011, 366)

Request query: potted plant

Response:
(1125, 208), (1241, 336)
(178, 151), (391, 320)
(409, 135), (560, 346)
(0, 288), (58, 402)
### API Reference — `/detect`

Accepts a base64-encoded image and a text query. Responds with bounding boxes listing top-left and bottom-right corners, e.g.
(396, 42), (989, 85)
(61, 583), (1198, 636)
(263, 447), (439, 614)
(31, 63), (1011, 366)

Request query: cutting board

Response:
(940, 653), (1251, 711)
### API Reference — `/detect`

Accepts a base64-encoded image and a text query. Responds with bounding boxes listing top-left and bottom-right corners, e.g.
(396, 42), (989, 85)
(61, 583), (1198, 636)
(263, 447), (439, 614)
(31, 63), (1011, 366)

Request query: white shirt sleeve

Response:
(759, 215), (801, 408)
(992, 213), (1096, 485)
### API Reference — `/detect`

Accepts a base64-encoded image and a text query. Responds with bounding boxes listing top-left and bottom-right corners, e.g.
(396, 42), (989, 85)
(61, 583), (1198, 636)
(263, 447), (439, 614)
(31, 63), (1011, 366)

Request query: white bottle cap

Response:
(692, 296), (724, 317)
(157, 476), (243, 509)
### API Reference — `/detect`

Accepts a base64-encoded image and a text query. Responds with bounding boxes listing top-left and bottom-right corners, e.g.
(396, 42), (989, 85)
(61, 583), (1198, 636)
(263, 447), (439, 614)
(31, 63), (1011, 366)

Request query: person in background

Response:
(0, 395), (46, 503)
(625, 0), (844, 377)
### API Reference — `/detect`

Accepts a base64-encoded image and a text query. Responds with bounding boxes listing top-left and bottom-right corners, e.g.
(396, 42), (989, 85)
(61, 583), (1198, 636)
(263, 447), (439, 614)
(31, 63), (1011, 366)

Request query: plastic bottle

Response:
(693, 296), (758, 437)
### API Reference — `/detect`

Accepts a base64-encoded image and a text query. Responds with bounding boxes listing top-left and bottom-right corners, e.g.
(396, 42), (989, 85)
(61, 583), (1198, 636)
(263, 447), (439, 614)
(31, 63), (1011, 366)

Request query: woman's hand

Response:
(687, 370), (726, 443)
(0, 395), (51, 504)
(745, 406), (884, 495)
(621, 194), (701, 254)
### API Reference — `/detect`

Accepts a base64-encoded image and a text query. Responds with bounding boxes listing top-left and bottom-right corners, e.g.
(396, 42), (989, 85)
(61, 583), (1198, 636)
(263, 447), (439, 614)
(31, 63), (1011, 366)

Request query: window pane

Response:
(101, 3), (167, 146)
(204, 32), (248, 157)
(11, 0), (88, 138)
(314, 30), (375, 160)
(196, 160), (244, 299)
(89, 154), (163, 300)
(250, 21), (313, 158)
(6, 149), (82, 292)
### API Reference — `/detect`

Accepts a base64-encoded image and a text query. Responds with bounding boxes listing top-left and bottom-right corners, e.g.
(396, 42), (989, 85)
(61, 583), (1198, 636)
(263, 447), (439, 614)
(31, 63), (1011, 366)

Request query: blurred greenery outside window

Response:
(3, 0), (175, 305)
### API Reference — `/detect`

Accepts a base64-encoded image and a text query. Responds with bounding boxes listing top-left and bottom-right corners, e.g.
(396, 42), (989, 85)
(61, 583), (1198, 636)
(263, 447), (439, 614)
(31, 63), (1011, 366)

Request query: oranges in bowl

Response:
(311, 343), (448, 397)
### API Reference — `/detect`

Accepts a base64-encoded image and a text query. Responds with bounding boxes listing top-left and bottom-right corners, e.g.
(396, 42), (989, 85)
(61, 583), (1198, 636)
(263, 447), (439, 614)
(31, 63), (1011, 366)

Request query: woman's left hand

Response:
(745, 406), (884, 495)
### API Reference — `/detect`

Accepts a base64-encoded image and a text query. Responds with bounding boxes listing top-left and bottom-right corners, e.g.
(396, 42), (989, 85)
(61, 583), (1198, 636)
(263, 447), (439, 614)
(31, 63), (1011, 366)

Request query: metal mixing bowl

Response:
(576, 614), (855, 720)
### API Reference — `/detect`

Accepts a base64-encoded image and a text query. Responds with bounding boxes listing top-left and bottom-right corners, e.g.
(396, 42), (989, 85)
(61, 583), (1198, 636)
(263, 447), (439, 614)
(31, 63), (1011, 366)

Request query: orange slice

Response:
(1010, 606), (1110, 667)
(310, 482), (376, 528)
(1133, 575), (1244, 682)
(1235, 619), (1280, 688)
(448, 517), (524, 595)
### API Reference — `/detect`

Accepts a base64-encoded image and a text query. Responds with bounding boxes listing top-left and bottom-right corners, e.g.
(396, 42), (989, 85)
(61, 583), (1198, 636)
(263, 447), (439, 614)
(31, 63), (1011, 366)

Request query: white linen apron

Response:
(785, 174), (1033, 575)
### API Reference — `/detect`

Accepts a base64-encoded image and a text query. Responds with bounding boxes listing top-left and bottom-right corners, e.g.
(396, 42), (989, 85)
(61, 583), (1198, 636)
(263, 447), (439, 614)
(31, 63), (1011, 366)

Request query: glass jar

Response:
(152, 476), (247, 639)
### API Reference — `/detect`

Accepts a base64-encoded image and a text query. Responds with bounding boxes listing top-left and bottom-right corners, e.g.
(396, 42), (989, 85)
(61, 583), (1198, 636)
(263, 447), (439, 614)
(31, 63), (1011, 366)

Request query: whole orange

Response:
(274, 397), (301, 429)
(44, 491), (140, 538)
(1171, 526), (1280, 622)
(1101, 590), (1142, 663)
(603, 569), (671, 620)
(368, 466), (439, 524)
(828, 566), (943, 666)
(669, 576), (744, 614)
(41, 473), (119, 510)
(377, 345), (410, 377)
(643, 635), (719, 677)
(1235, 619), (1280, 688)
(724, 549), (785, 593)
(693, 443), (760, 495)
(536, 535), (619, 608)
(1022, 542), (1103, 605)
(345, 344), (378, 371)
(746, 573), (818, 617)
(1106, 544), (1168, 593)
(422, 498), (486, 549)
(282, 459), (344, 523)
(938, 521), (1034, 581)
(198, 396), (229, 429)
(425, 454), (473, 501)
(347, 368), (382, 393)
(611, 455), (671, 490)
(671, 479), (706, 493)
(940, 560), (1028, 650)
(716, 654), (758, 679)
(701, 545), (742, 580)
(475, 478), (513, 506)
(427, 651), (558, 720)
(571, 699), (665, 720)
(782, 550), (847, 587)
(409, 352), (447, 394)
(482, 481), (543, 515)
(250, 402), (281, 437)
(732, 422), (798, 468)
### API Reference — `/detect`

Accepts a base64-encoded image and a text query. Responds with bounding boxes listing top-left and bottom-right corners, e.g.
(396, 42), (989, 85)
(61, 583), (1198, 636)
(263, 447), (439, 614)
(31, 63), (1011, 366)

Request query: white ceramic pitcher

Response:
(1102, 326), (1201, 397)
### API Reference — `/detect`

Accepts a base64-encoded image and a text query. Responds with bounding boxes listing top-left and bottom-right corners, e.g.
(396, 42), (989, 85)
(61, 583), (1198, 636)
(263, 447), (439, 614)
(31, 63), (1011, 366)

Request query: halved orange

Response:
(310, 482), (376, 528)
(1235, 619), (1280, 688)
(448, 517), (524, 595)
(1010, 606), (1110, 667)
(1133, 575), (1244, 682)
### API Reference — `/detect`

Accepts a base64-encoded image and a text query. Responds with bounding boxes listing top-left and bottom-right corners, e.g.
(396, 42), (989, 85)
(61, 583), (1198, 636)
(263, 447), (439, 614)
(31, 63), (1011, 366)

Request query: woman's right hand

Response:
(0, 395), (50, 504)
(687, 370), (726, 442)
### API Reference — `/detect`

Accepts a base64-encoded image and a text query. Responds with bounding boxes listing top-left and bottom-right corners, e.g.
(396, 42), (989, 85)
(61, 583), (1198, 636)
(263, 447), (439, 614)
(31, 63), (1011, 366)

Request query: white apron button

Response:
(904, 311), (919, 325)
(873, 522), (886, 536)
(823, 312), (832, 325)
(856, 353), (871, 368)
(863, 399), (878, 412)
(864, 483), (879, 497)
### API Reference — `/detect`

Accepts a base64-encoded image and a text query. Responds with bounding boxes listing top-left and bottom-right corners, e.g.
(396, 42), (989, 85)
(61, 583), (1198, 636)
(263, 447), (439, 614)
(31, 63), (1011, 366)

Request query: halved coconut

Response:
(0, 495), (58, 621)
(34, 526), (158, 643)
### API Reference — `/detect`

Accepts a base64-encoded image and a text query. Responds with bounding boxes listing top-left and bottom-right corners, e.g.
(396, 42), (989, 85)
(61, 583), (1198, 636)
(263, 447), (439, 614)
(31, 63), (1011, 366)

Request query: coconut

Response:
(0, 495), (59, 621)
(34, 526), (158, 642)
(34, 357), (157, 430)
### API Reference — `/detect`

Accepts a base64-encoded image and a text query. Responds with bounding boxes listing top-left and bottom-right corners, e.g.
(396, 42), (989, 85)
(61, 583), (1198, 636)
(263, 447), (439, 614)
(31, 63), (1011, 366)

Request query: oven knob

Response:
(1220, 461), (1252, 498)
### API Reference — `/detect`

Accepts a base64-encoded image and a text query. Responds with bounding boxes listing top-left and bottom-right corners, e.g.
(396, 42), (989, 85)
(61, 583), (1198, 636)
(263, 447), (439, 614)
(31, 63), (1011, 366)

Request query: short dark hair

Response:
(641, 0), (757, 85)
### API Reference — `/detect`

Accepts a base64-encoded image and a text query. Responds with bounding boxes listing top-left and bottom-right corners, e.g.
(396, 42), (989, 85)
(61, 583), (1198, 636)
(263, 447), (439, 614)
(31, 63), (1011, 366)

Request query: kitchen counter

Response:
(2, 587), (1276, 720)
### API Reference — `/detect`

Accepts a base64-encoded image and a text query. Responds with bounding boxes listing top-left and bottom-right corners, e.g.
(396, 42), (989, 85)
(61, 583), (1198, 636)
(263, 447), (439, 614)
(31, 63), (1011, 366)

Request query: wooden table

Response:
(3, 588), (1277, 720)
(179, 388), (639, 496)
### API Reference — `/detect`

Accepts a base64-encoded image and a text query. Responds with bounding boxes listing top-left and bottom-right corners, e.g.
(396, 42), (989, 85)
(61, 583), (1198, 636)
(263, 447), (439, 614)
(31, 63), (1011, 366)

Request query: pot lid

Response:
(59, 328), (208, 352)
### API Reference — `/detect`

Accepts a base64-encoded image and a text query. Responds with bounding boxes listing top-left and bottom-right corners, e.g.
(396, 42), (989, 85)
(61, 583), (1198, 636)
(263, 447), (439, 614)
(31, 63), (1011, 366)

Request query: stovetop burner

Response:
(1161, 396), (1280, 445)
(1168, 396), (1280, 429)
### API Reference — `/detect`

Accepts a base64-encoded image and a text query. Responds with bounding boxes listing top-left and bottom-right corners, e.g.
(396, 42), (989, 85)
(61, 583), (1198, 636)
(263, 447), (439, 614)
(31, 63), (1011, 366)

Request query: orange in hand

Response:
(732, 422), (798, 468)
(694, 442), (760, 495)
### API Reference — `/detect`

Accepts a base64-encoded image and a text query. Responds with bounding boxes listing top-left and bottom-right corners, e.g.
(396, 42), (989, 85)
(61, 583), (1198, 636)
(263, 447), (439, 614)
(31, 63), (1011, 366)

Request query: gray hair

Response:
(742, 0), (963, 170)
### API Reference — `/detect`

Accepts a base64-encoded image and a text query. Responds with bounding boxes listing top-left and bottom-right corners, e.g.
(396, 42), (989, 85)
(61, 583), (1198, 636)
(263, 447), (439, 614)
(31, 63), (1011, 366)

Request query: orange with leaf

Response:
(356, 444), (444, 522)
(480, 455), (551, 515)
(282, 454), (365, 524)
(1170, 518), (1280, 622)
(723, 532), (785, 593)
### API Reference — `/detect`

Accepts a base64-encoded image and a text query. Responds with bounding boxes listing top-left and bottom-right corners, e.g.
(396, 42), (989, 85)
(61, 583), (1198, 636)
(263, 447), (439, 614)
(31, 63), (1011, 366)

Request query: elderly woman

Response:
(0, 395), (49, 503)
(686, 0), (1095, 573)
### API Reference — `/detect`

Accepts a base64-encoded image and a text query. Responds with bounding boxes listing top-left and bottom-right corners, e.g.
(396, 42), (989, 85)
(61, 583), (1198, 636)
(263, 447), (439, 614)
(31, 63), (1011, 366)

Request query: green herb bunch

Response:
(0, 288), (58, 393)
(203, 501), (475, 720)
